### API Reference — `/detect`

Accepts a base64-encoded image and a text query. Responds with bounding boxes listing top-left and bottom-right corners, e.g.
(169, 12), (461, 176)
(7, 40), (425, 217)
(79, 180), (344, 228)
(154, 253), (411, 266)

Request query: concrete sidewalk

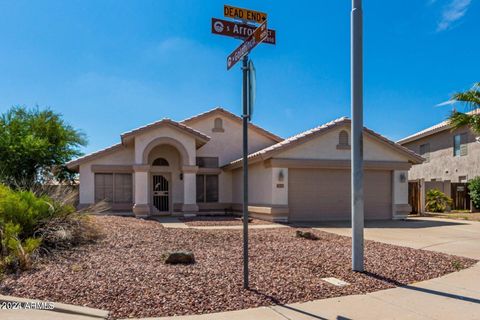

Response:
(0, 294), (109, 320)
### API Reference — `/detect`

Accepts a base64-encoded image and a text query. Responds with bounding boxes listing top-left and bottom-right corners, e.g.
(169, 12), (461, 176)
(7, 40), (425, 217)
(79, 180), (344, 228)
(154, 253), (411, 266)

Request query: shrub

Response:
(425, 189), (453, 213)
(468, 177), (480, 210)
(0, 184), (101, 274)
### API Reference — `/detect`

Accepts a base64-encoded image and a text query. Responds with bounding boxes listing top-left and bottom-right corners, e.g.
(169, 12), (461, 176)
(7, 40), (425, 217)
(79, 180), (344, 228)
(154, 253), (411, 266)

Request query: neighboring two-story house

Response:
(398, 118), (480, 213)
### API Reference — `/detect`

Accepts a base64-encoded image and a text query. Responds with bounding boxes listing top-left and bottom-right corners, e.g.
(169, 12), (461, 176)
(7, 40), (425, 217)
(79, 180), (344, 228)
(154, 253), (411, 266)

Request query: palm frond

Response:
(451, 82), (480, 110)
(449, 111), (480, 135)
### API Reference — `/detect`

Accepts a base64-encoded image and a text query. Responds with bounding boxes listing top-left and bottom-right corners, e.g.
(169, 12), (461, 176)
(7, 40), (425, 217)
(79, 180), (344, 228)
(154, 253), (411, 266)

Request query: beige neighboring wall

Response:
(78, 145), (135, 205)
(401, 126), (480, 182)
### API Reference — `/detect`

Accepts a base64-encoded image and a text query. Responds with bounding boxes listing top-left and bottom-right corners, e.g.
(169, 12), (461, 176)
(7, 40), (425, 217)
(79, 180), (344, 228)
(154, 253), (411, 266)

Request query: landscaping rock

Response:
(296, 230), (319, 240)
(162, 251), (195, 265)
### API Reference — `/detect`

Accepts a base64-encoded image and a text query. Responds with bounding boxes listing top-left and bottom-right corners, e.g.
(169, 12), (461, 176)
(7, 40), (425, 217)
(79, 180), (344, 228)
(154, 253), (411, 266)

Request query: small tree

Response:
(425, 189), (453, 213)
(468, 177), (480, 210)
(0, 106), (87, 188)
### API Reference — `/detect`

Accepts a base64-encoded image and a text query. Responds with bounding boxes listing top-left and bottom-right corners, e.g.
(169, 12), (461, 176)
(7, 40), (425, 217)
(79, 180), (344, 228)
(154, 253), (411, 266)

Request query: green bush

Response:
(425, 189), (453, 213)
(0, 184), (100, 274)
(468, 177), (480, 210)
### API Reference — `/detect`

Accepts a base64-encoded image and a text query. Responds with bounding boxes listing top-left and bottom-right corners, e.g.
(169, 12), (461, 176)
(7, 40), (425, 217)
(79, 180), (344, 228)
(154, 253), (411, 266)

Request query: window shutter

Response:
(205, 175), (219, 202)
(114, 173), (132, 203)
(196, 175), (205, 203)
(460, 133), (468, 156)
(95, 173), (113, 202)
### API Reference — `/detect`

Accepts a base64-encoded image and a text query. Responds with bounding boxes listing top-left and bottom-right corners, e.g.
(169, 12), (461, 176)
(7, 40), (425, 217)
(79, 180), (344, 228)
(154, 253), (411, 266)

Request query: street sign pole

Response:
(351, 0), (364, 272)
(242, 55), (249, 289)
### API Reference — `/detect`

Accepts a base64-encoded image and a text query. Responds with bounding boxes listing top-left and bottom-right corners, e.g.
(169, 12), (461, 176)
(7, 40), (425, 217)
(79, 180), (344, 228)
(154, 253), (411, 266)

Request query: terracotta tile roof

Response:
(181, 107), (283, 143)
(66, 143), (124, 170)
(224, 117), (424, 169)
(121, 118), (210, 142)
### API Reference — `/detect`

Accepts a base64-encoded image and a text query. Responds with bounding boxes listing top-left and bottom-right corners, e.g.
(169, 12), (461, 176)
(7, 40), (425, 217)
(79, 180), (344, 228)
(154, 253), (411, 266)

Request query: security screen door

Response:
(152, 175), (169, 213)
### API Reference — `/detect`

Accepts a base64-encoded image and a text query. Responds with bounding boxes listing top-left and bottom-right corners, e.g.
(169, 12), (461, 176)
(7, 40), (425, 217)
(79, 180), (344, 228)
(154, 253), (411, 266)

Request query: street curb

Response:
(0, 295), (109, 319)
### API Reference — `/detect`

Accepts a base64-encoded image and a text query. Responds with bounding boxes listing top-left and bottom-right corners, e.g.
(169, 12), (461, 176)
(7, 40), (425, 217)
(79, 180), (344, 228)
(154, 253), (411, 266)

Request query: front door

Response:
(153, 175), (169, 213)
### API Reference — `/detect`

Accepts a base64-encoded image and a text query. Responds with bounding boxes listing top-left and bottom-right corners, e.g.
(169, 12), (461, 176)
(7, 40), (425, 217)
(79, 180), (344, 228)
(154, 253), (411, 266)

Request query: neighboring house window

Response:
(196, 174), (219, 203)
(152, 157), (169, 166)
(419, 143), (430, 162)
(212, 117), (224, 132)
(95, 173), (132, 203)
(196, 157), (219, 168)
(336, 130), (350, 149)
(453, 133), (468, 157)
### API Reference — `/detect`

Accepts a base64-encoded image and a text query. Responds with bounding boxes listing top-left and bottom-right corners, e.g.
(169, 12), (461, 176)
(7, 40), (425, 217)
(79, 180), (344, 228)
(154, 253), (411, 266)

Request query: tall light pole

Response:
(351, 0), (364, 272)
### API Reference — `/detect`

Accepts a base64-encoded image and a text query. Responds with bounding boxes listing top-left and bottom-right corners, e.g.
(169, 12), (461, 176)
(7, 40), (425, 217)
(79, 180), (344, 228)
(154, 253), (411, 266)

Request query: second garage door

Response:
(288, 168), (392, 221)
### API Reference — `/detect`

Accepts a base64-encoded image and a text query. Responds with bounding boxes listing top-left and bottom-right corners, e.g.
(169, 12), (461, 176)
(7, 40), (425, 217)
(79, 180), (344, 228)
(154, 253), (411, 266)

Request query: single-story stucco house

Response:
(66, 107), (423, 222)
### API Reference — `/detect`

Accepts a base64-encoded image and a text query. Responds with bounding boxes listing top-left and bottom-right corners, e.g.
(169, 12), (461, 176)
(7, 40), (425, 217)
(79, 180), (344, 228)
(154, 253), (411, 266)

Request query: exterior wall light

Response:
(180, 173), (183, 180)
(399, 172), (406, 183)
(278, 170), (284, 182)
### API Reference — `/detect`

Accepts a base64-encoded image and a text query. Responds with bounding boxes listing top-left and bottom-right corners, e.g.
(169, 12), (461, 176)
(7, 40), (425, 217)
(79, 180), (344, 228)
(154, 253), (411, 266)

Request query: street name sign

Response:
(227, 20), (268, 70)
(224, 5), (267, 24)
(211, 18), (276, 45)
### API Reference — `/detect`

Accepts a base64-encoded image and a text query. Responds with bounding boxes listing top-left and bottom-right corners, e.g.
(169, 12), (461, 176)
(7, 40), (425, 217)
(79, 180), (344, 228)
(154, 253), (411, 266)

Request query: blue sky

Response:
(0, 0), (478, 154)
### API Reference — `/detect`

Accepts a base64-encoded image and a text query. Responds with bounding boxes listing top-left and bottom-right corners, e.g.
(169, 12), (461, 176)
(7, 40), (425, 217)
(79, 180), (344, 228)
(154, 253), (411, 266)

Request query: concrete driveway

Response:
(312, 216), (480, 259)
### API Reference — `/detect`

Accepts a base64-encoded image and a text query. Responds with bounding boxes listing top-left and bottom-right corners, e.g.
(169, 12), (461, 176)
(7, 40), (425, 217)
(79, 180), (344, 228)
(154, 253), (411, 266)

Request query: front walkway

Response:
(154, 216), (288, 230)
(139, 217), (480, 320)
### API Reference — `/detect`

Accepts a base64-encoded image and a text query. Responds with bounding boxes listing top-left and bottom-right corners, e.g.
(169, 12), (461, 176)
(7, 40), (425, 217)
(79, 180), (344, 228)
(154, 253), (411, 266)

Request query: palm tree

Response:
(448, 82), (480, 135)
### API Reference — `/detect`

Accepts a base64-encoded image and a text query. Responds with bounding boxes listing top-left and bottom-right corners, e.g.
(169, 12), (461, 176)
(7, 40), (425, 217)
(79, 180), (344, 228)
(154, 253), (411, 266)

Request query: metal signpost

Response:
(351, 0), (364, 272)
(212, 4), (274, 289)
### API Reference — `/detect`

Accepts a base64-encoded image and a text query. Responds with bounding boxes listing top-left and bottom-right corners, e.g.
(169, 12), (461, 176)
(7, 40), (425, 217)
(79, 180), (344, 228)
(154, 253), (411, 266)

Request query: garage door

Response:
(288, 169), (392, 221)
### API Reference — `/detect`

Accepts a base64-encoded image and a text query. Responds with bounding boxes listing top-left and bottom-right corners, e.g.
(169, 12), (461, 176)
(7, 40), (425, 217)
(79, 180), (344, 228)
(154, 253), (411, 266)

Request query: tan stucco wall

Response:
(231, 126), (411, 215)
(277, 126), (408, 162)
(78, 146), (135, 205)
(187, 114), (277, 204)
(232, 163), (273, 205)
(133, 126), (197, 165)
(187, 114), (278, 165)
(402, 127), (480, 182)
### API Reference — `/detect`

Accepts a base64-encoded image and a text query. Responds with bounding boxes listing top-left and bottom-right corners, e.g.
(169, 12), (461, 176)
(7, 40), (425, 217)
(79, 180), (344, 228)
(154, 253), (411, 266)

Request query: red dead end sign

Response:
(211, 18), (276, 45)
(227, 20), (268, 70)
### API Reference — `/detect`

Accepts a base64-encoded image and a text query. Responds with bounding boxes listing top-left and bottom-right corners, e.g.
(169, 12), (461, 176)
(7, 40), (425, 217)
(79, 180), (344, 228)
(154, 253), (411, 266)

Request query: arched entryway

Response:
(147, 144), (183, 214)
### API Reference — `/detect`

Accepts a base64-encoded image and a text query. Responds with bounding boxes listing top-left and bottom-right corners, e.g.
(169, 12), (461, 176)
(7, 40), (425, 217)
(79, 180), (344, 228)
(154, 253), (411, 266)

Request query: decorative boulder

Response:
(241, 217), (253, 223)
(296, 230), (319, 240)
(162, 251), (195, 265)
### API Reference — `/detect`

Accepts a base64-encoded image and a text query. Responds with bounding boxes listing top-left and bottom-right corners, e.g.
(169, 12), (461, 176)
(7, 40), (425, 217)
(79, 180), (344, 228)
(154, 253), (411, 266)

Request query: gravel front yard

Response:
(179, 216), (273, 226)
(0, 216), (476, 319)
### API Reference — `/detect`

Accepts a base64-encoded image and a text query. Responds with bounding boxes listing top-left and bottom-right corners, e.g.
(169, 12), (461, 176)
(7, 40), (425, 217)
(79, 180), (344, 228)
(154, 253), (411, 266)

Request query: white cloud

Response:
(437, 0), (472, 31)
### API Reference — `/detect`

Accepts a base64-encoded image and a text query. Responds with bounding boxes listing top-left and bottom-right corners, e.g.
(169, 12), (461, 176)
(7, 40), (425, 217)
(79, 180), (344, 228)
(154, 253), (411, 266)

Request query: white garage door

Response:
(288, 168), (392, 221)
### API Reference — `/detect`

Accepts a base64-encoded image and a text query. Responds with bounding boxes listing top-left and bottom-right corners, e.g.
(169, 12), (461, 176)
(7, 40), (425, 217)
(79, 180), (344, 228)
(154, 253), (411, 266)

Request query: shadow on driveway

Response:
(288, 218), (468, 229)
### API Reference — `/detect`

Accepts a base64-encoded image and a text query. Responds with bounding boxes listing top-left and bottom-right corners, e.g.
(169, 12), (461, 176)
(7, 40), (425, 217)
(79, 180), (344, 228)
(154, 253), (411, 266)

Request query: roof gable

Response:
(224, 117), (424, 169)
(181, 107), (283, 143)
(121, 118), (210, 147)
